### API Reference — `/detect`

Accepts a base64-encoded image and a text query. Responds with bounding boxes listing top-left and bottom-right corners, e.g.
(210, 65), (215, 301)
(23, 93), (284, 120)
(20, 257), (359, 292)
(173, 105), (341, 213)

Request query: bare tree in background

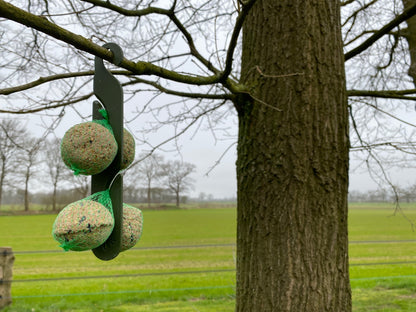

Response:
(162, 160), (196, 207)
(17, 136), (43, 211)
(0, 119), (26, 207)
(43, 138), (69, 211)
(2, 0), (416, 310)
(130, 153), (164, 208)
(71, 175), (90, 198)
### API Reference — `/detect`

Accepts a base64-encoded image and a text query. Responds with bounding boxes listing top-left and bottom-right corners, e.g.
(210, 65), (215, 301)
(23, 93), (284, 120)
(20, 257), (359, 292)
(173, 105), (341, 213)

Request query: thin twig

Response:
(255, 66), (304, 79)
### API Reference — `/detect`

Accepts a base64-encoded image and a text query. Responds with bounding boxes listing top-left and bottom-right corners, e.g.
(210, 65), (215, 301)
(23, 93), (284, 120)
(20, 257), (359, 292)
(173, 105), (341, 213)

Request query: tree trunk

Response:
(403, 0), (416, 83)
(147, 180), (151, 209)
(235, 1), (351, 311)
(175, 190), (180, 208)
(52, 182), (57, 211)
(24, 168), (30, 211)
(0, 159), (5, 207)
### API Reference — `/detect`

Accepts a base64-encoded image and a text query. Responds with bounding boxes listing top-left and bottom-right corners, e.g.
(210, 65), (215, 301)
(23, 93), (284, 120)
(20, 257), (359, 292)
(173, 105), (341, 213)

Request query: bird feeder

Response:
(91, 43), (124, 261)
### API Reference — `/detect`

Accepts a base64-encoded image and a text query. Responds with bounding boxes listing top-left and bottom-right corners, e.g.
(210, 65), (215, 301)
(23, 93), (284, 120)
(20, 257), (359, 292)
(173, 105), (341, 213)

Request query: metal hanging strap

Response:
(91, 43), (124, 261)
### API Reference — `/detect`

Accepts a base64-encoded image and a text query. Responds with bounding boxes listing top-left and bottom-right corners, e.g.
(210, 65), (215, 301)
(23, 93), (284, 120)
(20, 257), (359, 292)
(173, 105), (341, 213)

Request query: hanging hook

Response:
(103, 42), (123, 65)
(91, 43), (124, 261)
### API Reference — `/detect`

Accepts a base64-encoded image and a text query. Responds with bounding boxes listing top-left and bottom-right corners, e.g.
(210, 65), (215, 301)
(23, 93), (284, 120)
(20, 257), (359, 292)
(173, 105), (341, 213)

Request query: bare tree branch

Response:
(348, 89), (416, 101)
(82, 1), (221, 74)
(80, 0), (257, 89)
(340, 0), (356, 6)
(80, 0), (172, 17)
(0, 0), (238, 87)
(0, 69), (233, 101)
(0, 102), (70, 114)
(345, 3), (416, 60)
(129, 77), (234, 100)
(350, 141), (416, 155)
(0, 70), (95, 95)
(364, 102), (416, 128)
(129, 100), (228, 169)
(218, 0), (257, 83)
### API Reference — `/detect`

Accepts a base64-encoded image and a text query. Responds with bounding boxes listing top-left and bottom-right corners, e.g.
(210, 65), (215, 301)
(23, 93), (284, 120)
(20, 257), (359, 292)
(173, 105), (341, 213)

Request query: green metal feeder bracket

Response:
(91, 43), (124, 261)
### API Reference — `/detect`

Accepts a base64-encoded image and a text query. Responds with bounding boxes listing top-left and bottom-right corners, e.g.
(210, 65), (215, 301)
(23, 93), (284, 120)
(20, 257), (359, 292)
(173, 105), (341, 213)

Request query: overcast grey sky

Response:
(26, 104), (415, 200)
(1, 1), (414, 199)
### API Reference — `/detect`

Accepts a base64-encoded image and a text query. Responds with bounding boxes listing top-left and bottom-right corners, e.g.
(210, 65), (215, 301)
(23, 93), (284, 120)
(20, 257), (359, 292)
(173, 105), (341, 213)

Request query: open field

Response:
(1, 203), (416, 311)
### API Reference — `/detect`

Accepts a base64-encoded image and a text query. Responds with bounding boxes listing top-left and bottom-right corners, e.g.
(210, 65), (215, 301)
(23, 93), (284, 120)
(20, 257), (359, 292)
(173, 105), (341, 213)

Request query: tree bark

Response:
(403, 0), (416, 83)
(24, 168), (30, 211)
(147, 179), (151, 209)
(175, 190), (180, 208)
(52, 181), (58, 212)
(235, 1), (351, 311)
(0, 158), (5, 207)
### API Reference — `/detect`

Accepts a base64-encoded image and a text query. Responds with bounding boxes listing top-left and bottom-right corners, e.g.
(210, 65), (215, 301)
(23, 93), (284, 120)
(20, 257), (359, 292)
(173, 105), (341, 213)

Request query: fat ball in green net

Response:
(120, 203), (143, 252)
(61, 120), (117, 176)
(121, 129), (135, 170)
(52, 190), (114, 251)
(95, 108), (135, 170)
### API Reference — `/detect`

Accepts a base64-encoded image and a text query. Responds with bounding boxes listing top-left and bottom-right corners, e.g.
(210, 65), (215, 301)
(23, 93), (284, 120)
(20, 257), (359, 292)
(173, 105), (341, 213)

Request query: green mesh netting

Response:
(120, 204), (143, 252)
(88, 189), (114, 213)
(52, 190), (114, 252)
(60, 109), (118, 176)
(94, 109), (114, 134)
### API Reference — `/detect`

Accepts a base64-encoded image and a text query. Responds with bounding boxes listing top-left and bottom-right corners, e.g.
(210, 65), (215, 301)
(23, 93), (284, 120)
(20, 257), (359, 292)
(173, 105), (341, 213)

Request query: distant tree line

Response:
(0, 119), (196, 211)
(349, 184), (416, 203)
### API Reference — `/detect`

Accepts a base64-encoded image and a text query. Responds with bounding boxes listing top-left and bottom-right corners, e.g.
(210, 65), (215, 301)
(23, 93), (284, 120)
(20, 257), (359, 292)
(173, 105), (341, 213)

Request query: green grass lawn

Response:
(2, 203), (416, 311)
(348, 203), (416, 311)
(1, 208), (237, 312)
